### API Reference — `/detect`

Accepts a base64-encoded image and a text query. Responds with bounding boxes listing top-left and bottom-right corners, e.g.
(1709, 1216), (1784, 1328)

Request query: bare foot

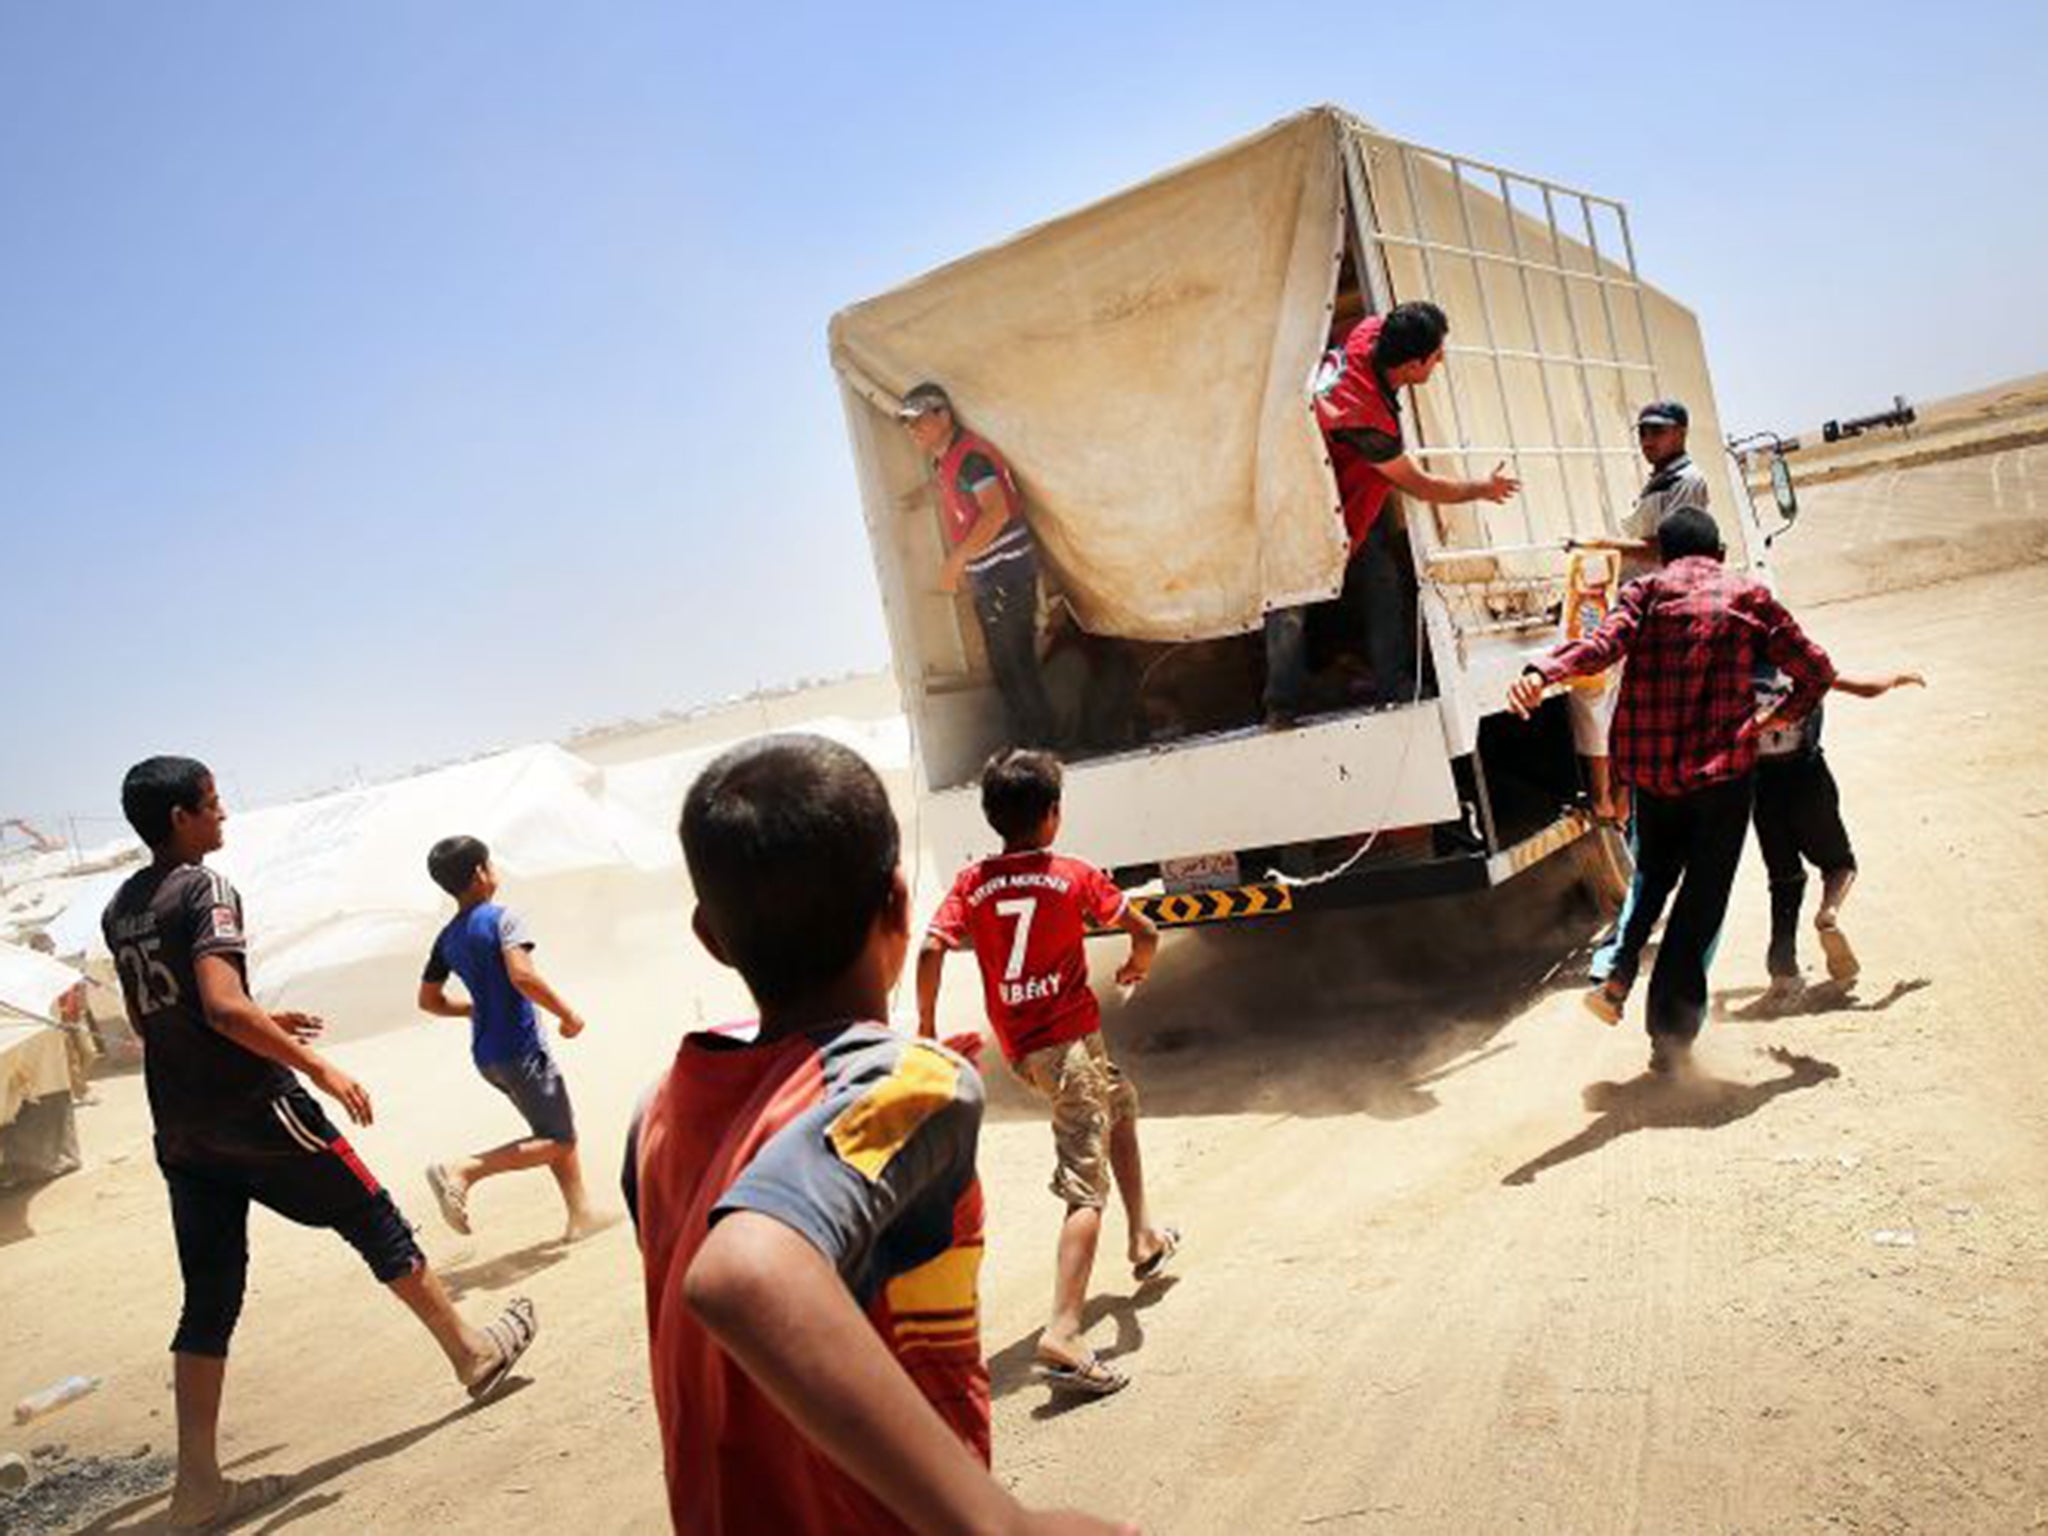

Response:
(564, 1209), (625, 1243)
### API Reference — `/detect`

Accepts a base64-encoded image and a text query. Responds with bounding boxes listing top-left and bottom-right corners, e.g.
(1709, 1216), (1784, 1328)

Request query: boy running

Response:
(918, 749), (1178, 1397)
(624, 733), (1134, 1535)
(418, 835), (609, 1242)
(1751, 668), (1925, 996)
(104, 758), (535, 1533)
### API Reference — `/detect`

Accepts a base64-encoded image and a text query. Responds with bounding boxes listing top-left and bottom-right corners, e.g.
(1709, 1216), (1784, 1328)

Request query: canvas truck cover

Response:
(829, 105), (1743, 656)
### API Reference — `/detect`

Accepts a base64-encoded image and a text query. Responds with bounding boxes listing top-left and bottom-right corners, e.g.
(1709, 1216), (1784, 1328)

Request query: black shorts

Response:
(158, 1086), (423, 1355)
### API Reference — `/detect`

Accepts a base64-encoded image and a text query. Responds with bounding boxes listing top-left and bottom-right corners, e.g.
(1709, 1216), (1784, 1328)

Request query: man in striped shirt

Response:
(900, 381), (1055, 748)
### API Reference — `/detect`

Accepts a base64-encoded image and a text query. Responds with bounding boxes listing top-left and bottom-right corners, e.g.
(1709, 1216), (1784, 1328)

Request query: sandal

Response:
(1132, 1225), (1182, 1282)
(1583, 983), (1625, 1026)
(467, 1296), (538, 1401)
(426, 1163), (472, 1236)
(169, 1472), (296, 1532)
(1034, 1354), (1129, 1397)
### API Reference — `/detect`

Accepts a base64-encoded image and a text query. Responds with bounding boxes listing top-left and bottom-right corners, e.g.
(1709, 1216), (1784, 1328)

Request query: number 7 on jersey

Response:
(993, 897), (1038, 981)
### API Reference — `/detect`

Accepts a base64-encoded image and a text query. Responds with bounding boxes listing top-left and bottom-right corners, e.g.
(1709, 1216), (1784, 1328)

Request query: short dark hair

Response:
(980, 748), (1063, 842)
(120, 756), (212, 847)
(427, 835), (491, 897)
(1372, 301), (1450, 371)
(1656, 506), (1724, 562)
(680, 734), (901, 1007)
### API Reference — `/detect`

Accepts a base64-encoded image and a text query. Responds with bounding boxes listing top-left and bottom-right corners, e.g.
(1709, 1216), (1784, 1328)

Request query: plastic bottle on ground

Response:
(12, 1374), (101, 1425)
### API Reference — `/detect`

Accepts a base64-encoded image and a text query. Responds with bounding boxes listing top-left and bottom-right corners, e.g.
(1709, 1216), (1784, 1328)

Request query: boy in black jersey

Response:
(104, 756), (537, 1532)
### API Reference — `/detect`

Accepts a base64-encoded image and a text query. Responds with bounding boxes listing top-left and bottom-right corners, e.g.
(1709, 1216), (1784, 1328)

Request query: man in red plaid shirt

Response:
(1509, 509), (1835, 1073)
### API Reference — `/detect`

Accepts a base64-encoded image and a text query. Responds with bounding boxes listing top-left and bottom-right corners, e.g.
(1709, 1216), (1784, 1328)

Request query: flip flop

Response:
(467, 1296), (538, 1402)
(1816, 923), (1860, 983)
(1034, 1354), (1129, 1397)
(1132, 1225), (1181, 1282)
(426, 1163), (472, 1236)
(169, 1472), (296, 1533)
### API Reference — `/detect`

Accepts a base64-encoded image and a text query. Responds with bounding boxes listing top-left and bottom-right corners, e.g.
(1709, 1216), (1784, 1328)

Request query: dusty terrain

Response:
(4, 437), (2047, 1534)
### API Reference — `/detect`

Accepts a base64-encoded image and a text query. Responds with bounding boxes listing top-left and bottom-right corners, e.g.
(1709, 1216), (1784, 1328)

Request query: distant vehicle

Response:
(830, 106), (1770, 931)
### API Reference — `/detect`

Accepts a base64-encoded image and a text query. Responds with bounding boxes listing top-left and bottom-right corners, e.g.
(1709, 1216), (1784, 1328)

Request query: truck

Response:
(828, 105), (1771, 931)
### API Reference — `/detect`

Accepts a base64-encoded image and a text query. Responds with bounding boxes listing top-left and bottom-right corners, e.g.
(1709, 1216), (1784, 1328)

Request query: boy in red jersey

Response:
(624, 733), (1135, 1535)
(918, 749), (1178, 1397)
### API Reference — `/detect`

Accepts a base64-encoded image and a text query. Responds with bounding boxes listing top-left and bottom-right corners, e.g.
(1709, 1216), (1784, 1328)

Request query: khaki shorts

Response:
(1014, 1032), (1140, 1209)
(1565, 666), (1620, 757)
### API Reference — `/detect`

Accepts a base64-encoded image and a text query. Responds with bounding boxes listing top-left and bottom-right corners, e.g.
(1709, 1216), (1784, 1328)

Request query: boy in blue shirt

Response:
(418, 835), (609, 1242)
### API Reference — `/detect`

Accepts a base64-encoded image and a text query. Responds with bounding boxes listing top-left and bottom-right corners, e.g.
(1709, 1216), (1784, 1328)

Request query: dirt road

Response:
(6, 490), (2047, 1533)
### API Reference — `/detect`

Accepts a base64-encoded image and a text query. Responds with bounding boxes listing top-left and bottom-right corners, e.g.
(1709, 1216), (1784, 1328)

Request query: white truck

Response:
(829, 106), (1769, 930)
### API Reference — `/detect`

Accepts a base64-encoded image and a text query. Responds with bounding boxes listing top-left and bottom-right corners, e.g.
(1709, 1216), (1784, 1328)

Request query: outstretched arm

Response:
(1379, 453), (1519, 507)
(1832, 671), (1925, 698)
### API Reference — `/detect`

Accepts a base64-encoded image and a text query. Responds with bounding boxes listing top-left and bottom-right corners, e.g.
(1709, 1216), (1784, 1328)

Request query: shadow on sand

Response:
(986, 1274), (1182, 1415)
(435, 1236), (573, 1301)
(74, 1381), (534, 1535)
(1502, 1047), (1840, 1187)
(1716, 976), (1932, 1022)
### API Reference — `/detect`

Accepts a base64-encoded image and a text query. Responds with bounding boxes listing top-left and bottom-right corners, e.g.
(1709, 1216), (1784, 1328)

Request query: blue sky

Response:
(4, 0), (2044, 833)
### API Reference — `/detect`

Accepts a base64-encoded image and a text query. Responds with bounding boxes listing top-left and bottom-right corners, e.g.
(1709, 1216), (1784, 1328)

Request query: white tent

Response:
(0, 941), (82, 1132)
(213, 743), (672, 995)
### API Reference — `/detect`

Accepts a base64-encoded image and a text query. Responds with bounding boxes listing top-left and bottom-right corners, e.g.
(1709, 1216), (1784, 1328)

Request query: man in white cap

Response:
(899, 381), (1055, 748)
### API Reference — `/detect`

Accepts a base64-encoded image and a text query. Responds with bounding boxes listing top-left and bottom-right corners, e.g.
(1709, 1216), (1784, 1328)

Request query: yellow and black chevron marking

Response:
(1092, 883), (1294, 932)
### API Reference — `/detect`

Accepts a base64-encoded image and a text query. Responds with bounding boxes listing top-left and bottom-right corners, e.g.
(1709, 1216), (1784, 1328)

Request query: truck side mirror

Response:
(1769, 454), (1798, 523)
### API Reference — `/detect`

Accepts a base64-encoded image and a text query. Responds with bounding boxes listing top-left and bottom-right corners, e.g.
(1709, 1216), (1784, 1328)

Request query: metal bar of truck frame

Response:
(1444, 344), (1653, 374)
(1394, 143), (1475, 485)
(1540, 183), (1619, 532)
(1494, 166), (1586, 540)
(1446, 153), (1539, 548)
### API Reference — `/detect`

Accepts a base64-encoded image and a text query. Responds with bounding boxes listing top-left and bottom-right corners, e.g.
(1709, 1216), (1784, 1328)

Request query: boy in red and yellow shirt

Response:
(919, 749), (1179, 1397)
(625, 733), (1134, 1535)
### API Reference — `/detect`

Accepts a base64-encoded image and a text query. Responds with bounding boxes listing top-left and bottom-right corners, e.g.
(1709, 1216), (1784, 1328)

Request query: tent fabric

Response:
(212, 743), (672, 995)
(598, 713), (913, 871)
(0, 1023), (71, 1127)
(831, 108), (1351, 643)
(830, 105), (1740, 648)
(0, 939), (84, 1020)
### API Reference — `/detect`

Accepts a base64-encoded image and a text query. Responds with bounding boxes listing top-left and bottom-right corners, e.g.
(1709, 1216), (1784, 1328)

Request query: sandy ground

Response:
(5, 445), (2048, 1534)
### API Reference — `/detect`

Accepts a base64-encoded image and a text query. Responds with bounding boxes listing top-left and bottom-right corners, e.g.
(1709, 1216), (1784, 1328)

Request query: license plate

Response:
(1160, 852), (1240, 892)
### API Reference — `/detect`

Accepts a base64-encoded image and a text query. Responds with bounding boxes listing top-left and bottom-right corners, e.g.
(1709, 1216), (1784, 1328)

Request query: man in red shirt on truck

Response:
(1264, 300), (1520, 727)
(918, 749), (1179, 1397)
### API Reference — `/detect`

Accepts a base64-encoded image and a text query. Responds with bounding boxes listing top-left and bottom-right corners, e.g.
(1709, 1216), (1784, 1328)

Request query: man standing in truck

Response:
(1264, 301), (1520, 729)
(900, 381), (1056, 749)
